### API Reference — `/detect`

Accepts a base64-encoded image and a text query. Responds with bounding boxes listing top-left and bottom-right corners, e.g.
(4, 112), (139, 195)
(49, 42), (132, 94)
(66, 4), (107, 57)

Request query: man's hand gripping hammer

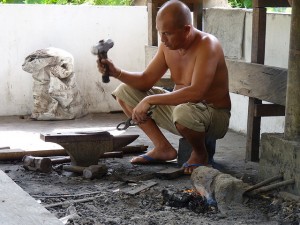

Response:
(91, 39), (114, 83)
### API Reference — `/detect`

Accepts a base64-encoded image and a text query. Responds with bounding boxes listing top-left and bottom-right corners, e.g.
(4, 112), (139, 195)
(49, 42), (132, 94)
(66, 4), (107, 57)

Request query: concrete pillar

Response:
(285, 0), (300, 140)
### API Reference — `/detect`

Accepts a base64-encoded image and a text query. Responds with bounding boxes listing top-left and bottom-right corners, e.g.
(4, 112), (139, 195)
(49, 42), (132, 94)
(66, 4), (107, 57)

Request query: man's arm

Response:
(118, 44), (168, 91)
(99, 44), (168, 91)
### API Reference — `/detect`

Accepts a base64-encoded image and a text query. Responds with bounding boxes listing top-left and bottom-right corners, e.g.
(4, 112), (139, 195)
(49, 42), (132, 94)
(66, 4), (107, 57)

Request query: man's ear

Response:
(183, 25), (192, 35)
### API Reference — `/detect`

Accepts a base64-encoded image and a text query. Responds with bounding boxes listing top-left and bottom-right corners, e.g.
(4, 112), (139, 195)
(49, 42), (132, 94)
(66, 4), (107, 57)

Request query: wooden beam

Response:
(254, 104), (285, 117)
(284, 0), (300, 139)
(226, 59), (287, 106)
(253, 0), (291, 8)
(192, 0), (203, 31)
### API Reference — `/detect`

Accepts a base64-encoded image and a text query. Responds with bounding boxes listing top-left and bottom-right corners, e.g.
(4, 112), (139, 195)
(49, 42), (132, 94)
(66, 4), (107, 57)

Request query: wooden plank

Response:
(253, 0), (291, 8)
(226, 59), (287, 106)
(254, 104), (285, 117)
(121, 180), (157, 195)
(0, 148), (66, 161)
(0, 170), (63, 225)
(155, 167), (184, 179)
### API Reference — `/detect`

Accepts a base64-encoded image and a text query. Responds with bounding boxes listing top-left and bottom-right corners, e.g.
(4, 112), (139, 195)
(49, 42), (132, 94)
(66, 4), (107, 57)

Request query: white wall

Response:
(0, 5), (291, 135)
(0, 5), (147, 115)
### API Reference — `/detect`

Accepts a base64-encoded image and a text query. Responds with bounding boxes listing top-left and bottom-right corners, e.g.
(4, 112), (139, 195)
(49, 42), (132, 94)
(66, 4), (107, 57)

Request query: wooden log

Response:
(0, 148), (67, 161)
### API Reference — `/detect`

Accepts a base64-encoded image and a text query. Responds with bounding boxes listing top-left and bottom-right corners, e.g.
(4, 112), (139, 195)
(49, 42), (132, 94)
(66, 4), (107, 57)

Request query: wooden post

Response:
(246, 7), (266, 162)
(147, 0), (158, 46)
(285, 1), (300, 140)
(192, 0), (203, 31)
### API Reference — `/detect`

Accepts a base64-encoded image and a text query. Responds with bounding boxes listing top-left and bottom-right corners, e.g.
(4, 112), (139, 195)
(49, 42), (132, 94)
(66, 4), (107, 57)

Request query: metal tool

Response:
(117, 111), (153, 130)
(91, 39), (114, 83)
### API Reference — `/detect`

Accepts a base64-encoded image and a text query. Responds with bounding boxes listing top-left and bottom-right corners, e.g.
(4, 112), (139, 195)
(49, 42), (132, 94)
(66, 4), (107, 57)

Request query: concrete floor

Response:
(0, 112), (259, 184)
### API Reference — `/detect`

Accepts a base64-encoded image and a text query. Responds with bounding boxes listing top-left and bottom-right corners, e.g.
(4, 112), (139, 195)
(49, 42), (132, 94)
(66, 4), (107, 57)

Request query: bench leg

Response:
(246, 97), (261, 162)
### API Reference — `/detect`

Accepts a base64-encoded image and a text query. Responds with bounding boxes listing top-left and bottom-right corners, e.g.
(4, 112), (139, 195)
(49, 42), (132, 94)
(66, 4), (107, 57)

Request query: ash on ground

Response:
(1, 157), (299, 225)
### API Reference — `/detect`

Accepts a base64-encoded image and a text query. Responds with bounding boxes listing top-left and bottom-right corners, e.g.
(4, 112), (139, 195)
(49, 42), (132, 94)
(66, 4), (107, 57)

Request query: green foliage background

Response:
(0, 0), (132, 5)
(0, 0), (291, 11)
(228, 0), (252, 8)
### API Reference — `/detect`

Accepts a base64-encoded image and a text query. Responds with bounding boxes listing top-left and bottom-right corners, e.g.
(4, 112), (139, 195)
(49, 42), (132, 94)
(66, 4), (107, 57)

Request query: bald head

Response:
(157, 0), (192, 29)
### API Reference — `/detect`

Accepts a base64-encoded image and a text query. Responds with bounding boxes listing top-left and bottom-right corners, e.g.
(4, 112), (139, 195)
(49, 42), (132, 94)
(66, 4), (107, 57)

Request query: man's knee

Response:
(172, 103), (206, 133)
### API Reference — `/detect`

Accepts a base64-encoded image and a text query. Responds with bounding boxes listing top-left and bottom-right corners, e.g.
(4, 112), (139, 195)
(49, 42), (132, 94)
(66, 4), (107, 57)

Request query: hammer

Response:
(91, 39), (114, 83)
(23, 155), (71, 173)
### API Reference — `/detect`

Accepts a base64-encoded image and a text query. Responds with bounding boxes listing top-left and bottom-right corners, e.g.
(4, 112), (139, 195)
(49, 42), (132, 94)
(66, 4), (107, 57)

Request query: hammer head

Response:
(91, 39), (114, 56)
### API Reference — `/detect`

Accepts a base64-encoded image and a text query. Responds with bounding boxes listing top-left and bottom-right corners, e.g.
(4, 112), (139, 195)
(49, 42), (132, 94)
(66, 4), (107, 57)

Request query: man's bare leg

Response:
(175, 123), (208, 174)
(117, 98), (177, 163)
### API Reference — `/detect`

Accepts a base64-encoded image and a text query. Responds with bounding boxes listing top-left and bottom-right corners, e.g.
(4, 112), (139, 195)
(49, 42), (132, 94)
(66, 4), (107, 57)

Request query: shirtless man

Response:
(97, 0), (231, 174)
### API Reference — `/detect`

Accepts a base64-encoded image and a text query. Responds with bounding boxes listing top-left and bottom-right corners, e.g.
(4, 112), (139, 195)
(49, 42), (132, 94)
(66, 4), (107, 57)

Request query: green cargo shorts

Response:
(112, 83), (230, 139)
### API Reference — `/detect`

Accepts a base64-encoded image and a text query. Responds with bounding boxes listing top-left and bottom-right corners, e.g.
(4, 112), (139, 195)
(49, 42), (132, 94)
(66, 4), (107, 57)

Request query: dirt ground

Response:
(0, 113), (299, 225)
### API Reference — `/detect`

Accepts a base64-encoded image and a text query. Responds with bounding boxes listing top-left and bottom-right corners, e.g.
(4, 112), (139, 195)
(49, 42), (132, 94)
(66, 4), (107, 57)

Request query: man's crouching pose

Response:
(97, 0), (231, 174)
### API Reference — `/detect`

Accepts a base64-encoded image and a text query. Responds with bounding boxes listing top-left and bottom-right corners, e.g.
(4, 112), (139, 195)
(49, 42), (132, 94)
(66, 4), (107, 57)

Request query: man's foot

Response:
(182, 162), (208, 175)
(130, 147), (177, 164)
(182, 150), (209, 174)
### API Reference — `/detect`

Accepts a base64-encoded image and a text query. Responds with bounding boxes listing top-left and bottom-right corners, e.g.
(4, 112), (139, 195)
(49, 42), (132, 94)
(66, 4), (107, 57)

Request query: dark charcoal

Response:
(162, 189), (210, 213)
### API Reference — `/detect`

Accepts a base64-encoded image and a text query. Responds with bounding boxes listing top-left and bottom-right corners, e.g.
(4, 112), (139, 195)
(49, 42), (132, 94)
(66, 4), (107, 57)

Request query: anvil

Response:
(40, 131), (139, 167)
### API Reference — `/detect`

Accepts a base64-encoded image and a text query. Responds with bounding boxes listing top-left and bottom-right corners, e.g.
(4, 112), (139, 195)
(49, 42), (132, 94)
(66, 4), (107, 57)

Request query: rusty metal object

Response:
(83, 164), (108, 179)
(62, 164), (108, 179)
(40, 131), (139, 167)
(23, 155), (52, 173)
